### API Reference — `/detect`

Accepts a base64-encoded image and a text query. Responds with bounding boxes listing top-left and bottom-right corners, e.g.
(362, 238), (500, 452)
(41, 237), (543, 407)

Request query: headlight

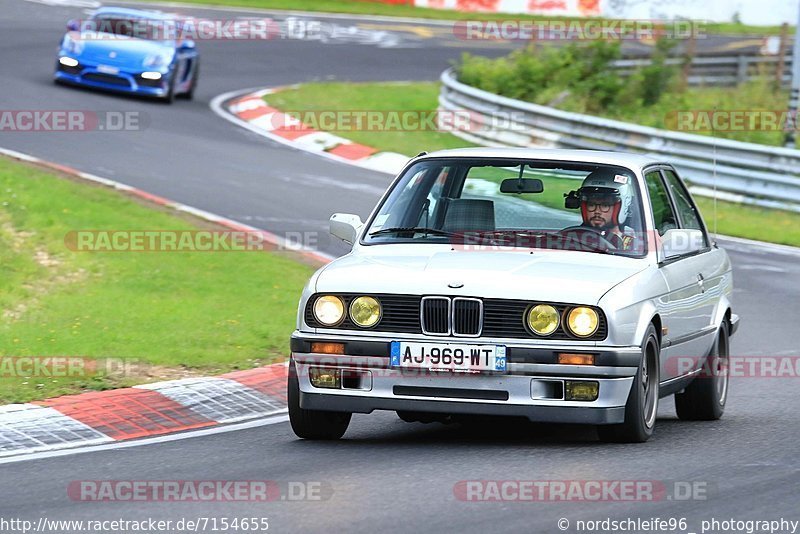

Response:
(526, 304), (559, 336)
(59, 56), (79, 67)
(143, 54), (171, 68)
(567, 307), (599, 338)
(63, 35), (84, 55)
(313, 295), (344, 326)
(349, 296), (381, 328)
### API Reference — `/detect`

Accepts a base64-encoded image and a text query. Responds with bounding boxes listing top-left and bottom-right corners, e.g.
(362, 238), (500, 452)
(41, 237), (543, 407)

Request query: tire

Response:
(161, 74), (176, 104)
(180, 62), (198, 100)
(288, 360), (351, 440)
(675, 322), (729, 421)
(598, 324), (660, 443)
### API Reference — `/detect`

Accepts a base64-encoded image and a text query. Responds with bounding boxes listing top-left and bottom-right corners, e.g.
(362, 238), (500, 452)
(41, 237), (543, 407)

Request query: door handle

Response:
(697, 274), (706, 293)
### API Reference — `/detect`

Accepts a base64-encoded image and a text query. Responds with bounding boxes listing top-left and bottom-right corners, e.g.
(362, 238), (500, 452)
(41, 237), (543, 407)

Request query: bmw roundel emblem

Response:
(448, 282), (464, 289)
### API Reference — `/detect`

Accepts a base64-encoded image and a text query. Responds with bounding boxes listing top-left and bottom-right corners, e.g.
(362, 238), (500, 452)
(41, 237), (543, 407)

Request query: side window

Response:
(662, 170), (704, 233)
(645, 171), (678, 236)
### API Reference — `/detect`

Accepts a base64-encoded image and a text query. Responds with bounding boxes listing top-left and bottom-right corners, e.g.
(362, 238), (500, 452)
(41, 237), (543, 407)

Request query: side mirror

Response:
(662, 229), (705, 260)
(330, 213), (363, 244)
(500, 178), (543, 194)
(179, 40), (196, 51)
(67, 19), (80, 31)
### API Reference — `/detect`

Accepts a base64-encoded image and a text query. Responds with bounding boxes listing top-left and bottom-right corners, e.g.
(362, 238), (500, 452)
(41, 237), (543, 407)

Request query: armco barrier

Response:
(439, 68), (800, 212)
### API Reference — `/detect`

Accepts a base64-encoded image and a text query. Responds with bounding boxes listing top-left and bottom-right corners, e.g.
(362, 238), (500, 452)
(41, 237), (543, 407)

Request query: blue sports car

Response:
(54, 7), (199, 102)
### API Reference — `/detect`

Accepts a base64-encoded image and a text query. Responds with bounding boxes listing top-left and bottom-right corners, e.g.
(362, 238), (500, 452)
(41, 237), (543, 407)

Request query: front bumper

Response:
(54, 62), (169, 97)
(292, 332), (640, 425)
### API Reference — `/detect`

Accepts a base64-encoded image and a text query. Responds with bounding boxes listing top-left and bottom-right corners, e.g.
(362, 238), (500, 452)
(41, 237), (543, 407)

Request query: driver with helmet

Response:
(574, 170), (638, 251)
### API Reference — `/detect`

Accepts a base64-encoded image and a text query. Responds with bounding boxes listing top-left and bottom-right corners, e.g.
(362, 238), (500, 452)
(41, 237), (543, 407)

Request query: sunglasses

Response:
(586, 202), (614, 213)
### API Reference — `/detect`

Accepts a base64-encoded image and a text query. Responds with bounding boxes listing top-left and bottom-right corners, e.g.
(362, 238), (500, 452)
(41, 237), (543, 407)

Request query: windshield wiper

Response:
(369, 227), (455, 238)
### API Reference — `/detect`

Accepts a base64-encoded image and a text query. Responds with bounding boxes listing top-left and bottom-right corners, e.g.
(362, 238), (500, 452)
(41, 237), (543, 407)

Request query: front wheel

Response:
(160, 74), (176, 104)
(179, 62), (199, 100)
(675, 322), (729, 421)
(598, 324), (660, 443)
(288, 361), (351, 440)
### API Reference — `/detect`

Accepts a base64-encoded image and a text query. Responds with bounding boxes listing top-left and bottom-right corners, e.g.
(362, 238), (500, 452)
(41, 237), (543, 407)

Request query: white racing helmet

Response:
(578, 170), (634, 228)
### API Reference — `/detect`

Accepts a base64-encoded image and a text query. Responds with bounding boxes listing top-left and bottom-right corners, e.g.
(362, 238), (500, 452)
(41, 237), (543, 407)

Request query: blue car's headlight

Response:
(62, 35), (84, 55)
(143, 54), (172, 69)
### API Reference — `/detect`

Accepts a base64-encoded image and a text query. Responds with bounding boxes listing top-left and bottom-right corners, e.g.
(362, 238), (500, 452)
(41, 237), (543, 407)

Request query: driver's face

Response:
(586, 200), (616, 228)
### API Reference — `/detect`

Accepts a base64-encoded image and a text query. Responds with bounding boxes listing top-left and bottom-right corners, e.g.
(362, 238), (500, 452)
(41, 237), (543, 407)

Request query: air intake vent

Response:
(421, 297), (450, 335)
(452, 298), (482, 337)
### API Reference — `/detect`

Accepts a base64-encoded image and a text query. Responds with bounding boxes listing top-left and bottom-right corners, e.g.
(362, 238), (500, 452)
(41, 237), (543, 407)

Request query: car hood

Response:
(69, 32), (173, 66)
(315, 245), (650, 305)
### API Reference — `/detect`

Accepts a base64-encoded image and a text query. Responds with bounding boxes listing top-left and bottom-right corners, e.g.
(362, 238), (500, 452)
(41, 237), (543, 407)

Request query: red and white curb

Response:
(0, 144), (338, 458)
(0, 364), (288, 458)
(210, 87), (411, 176)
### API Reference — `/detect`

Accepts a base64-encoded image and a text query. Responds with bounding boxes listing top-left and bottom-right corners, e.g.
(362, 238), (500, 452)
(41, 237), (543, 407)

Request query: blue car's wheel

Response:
(161, 74), (176, 104)
(179, 62), (198, 101)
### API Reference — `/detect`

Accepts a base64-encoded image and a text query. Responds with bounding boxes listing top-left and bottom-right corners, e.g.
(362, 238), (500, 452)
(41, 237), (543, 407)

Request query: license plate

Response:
(390, 341), (507, 373)
(97, 65), (119, 74)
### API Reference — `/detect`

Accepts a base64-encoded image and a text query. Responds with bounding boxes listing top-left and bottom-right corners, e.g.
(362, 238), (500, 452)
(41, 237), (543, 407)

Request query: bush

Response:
(454, 38), (794, 147)
(457, 39), (682, 113)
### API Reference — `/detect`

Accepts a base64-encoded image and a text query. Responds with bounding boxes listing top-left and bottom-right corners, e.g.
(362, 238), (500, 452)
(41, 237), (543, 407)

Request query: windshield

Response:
(364, 158), (647, 256)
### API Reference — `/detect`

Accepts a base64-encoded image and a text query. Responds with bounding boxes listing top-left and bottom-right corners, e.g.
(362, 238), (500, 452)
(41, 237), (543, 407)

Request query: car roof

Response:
(418, 148), (666, 173)
(92, 7), (175, 20)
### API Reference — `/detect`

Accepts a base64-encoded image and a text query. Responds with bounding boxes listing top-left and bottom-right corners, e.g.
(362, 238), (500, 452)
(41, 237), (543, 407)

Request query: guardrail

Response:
(439, 68), (800, 212)
(612, 53), (793, 87)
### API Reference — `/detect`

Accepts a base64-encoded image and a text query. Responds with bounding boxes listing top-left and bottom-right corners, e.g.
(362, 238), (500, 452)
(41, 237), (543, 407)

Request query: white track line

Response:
(0, 411), (288, 465)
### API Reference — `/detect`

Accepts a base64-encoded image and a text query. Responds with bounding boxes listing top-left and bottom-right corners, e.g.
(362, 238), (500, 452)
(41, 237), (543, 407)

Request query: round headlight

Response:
(527, 304), (560, 336)
(349, 296), (381, 328)
(567, 307), (599, 338)
(313, 295), (344, 326)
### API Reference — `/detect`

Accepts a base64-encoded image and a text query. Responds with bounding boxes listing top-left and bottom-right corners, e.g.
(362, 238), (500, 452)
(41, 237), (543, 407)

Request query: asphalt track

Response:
(0, 1), (798, 532)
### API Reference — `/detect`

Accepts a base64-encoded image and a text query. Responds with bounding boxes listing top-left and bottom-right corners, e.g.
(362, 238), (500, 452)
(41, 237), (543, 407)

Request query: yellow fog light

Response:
(565, 380), (599, 401)
(313, 295), (344, 326)
(567, 307), (599, 338)
(309, 367), (341, 389)
(527, 304), (560, 336)
(349, 296), (381, 328)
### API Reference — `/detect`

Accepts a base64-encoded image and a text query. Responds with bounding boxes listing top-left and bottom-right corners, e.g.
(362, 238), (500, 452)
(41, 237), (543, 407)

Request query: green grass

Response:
(694, 197), (800, 246)
(457, 43), (797, 148)
(139, 0), (786, 35)
(570, 78), (795, 147)
(268, 81), (476, 155)
(266, 80), (800, 247)
(0, 157), (314, 403)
